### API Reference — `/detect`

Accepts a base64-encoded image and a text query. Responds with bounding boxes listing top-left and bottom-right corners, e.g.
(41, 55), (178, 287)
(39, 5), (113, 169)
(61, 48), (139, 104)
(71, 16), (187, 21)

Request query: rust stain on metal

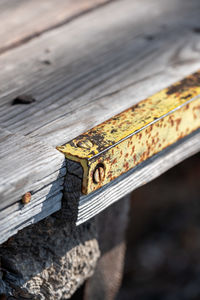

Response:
(21, 192), (31, 204)
(166, 71), (200, 95)
(57, 70), (200, 194)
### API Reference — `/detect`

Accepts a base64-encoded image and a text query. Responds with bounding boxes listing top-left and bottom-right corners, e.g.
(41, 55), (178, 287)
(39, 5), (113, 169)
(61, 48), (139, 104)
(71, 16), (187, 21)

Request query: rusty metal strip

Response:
(57, 71), (200, 194)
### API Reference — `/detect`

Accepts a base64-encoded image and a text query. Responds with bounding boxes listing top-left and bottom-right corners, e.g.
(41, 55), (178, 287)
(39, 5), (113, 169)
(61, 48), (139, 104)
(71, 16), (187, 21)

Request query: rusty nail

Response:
(22, 192), (31, 204)
(93, 165), (105, 184)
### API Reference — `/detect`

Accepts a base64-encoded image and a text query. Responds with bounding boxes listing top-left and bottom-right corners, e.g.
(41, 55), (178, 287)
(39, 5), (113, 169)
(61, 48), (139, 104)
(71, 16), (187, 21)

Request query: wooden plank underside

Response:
(0, 0), (200, 242)
(0, 0), (111, 54)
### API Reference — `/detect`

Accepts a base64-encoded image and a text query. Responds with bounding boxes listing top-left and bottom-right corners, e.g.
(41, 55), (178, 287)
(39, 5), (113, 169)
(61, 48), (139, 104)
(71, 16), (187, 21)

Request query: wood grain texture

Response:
(0, 0), (111, 54)
(0, 128), (66, 244)
(0, 0), (200, 146)
(1, 0), (200, 242)
(0, 128), (65, 209)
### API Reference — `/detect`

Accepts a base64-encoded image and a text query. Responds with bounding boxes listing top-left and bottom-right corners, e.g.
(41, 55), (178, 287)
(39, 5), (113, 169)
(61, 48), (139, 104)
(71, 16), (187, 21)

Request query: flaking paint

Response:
(57, 71), (200, 194)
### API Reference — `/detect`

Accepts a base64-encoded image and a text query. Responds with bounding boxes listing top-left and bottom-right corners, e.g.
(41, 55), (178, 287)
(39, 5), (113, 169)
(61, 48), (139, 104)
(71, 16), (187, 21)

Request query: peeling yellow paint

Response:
(57, 71), (200, 194)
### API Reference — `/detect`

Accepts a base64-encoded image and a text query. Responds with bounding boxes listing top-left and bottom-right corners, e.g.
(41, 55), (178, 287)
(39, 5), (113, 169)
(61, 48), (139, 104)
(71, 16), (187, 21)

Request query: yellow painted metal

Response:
(57, 71), (200, 194)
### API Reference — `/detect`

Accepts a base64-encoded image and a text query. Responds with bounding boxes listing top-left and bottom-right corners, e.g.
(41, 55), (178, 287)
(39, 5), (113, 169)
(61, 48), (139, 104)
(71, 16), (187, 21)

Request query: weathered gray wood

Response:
(0, 128), (66, 244)
(0, 0), (111, 54)
(1, 1), (200, 297)
(1, 0), (200, 243)
(0, 183), (64, 245)
(0, 128), (65, 208)
(0, 0), (200, 147)
(64, 129), (200, 225)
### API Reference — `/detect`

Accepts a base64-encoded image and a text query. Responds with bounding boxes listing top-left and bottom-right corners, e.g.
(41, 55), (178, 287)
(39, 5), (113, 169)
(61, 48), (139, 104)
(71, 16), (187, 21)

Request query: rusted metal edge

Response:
(57, 70), (200, 194)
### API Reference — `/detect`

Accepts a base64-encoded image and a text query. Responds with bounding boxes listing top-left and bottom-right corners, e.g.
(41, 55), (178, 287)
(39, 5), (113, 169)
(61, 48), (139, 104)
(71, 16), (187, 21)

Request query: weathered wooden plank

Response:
(0, 192), (62, 245)
(0, 129), (65, 208)
(0, 0), (111, 54)
(0, 0), (200, 147)
(63, 129), (200, 225)
(1, 0), (200, 243)
(0, 128), (66, 244)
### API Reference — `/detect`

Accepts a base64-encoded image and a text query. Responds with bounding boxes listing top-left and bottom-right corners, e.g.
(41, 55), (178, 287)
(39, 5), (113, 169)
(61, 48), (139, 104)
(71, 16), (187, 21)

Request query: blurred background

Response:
(117, 152), (200, 300)
(71, 151), (200, 300)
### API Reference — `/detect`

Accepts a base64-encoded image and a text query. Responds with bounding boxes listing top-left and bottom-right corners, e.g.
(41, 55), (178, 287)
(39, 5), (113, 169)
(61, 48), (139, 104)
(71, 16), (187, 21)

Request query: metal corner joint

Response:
(57, 71), (200, 195)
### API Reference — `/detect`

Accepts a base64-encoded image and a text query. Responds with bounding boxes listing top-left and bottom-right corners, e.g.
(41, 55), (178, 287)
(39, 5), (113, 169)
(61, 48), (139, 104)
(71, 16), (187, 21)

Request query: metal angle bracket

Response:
(57, 71), (200, 195)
